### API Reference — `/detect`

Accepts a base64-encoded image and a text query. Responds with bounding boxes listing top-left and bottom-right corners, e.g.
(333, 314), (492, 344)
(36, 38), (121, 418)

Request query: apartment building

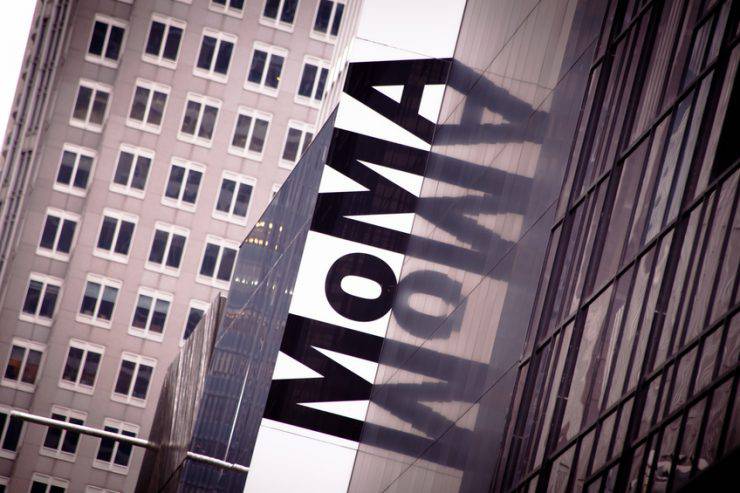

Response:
(0, 0), (346, 491)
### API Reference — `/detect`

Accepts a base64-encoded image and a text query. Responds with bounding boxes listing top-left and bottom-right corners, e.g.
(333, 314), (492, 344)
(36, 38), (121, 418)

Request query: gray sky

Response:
(0, 2), (36, 138)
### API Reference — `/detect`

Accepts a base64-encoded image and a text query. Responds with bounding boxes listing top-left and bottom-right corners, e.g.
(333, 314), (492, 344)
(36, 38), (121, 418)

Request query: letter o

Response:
(325, 253), (397, 322)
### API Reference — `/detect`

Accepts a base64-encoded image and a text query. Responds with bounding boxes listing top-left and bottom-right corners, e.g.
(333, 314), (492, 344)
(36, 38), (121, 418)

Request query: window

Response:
(179, 94), (220, 147)
(70, 80), (111, 132)
(0, 407), (24, 458)
(194, 29), (236, 82)
(54, 144), (95, 196)
(94, 210), (137, 263)
(37, 208), (79, 261)
(77, 275), (121, 328)
(110, 144), (153, 198)
(296, 57), (329, 106)
(162, 159), (204, 211)
(0, 476), (7, 492)
(143, 15), (184, 68)
(29, 474), (67, 493)
(59, 340), (104, 394)
(20, 273), (62, 326)
(229, 107), (271, 160)
(146, 223), (188, 275)
(209, 0), (244, 17)
(261, 0), (299, 30)
(213, 172), (255, 224)
(2, 338), (44, 392)
(198, 236), (238, 287)
(127, 79), (169, 133)
(94, 419), (139, 474)
(312, 0), (344, 40)
(182, 300), (209, 341)
(245, 43), (287, 96)
(40, 406), (86, 461)
(112, 354), (155, 406)
(130, 288), (172, 341)
(280, 121), (314, 168)
(86, 15), (126, 67)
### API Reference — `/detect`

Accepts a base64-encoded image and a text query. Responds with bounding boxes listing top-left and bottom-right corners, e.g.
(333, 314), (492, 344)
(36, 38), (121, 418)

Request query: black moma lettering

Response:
(325, 252), (397, 322)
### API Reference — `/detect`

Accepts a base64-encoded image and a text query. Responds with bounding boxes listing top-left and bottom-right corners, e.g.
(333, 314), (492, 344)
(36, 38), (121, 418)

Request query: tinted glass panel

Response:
(234, 183), (252, 217)
(149, 91), (167, 125)
(165, 165), (185, 199)
(98, 286), (118, 320)
(150, 299), (169, 333)
(38, 284), (59, 318)
(215, 42), (233, 74)
(132, 295), (152, 329)
(74, 155), (93, 189)
(115, 360), (135, 395)
(89, 21), (107, 55)
(80, 282), (100, 316)
(299, 64), (318, 97)
(265, 55), (284, 88)
(22, 280), (42, 314)
(73, 86), (92, 120)
(149, 230), (168, 264)
(57, 220), (76, 253)
(133, 364), (153, 399)
(106, 25), (124, 60)
(113, 151), (134, 186)
(145, 21), (164, 55)
(314, 0), (332, 32)
(115, 221), (134, 255)
(56, 150), (76, 185)
(200, 244), (219, 277)
(181, 100), (200, 135)
(250, 119), (268, 152)
(248, 50), (267, 83)
(183, 170), (202, 204)
(163, 26), (182, 60)
(198, 105), (218, 139)
(217, 179), (236, 213)
(197, 36), (216, 70)
(331, 3), (344, 35)
(40, 215), (59, 249)
(4, 345), (24, 380)
(80, 352), (100, 386)
(167, 234), (186, 268)
(217, 247), (236, 281)
(97, 216), (116, 250)
(232, 114), (252, 148)
(90, 90), (109, 124)
(282, 128), (302, 161)
(21, 349), (41, 384)
(131, 156), (151, 190)
(62, 347), (82, 382)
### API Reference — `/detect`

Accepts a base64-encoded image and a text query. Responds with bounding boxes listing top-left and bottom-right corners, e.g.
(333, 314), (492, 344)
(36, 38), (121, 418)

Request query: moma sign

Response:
(244, 57), (451, 492)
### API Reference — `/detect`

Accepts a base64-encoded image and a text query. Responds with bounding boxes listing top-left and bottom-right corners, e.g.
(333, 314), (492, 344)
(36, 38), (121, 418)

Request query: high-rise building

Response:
(0, 0), (349, 491)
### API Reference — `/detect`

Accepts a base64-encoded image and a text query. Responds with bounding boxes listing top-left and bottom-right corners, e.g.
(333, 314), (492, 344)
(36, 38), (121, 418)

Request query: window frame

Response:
(310, 0), (345, 43)
(53, 144), (97, 197)
(212, 171), (256, 225)
(161, 158), (205, 212)
(1, 338), (45, 393)
(29, 473), (68, 493)
(193, 28), (237, 83)
(145, 222), (189, 277)
(228, 107), (272, 161)
(279, 120), (315, 169)
(141, 14), (186, 69)
(85, 14), (128, 68)
(109, 144), (154, 199)
(58, 339), (105, 395)
(76, 274), (122, 329)
(177, 93), (221, 148)
(111, 353), (156, 407)
(244, 42), (288, 97)
(19, 272), (63, 327)
(126, 78), (170, 134)
(0, 405), (24, 459)
(93, 208), (138, 264)
(39, 405), (87, 462)
(209, 0), (244, 18)
(129, 287), (173, 342)
(70, 79), (112, 132)
(181, 299), (210, 344)
(259, 0), (300, 32)
(295, 56), (330, 108)
(92, 418), (140, 474)
(197, 235), (239, 289)
(36, 208), (79, 262)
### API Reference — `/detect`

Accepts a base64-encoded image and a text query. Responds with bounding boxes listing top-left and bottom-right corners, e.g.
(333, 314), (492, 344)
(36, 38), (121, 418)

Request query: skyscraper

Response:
(0, 0), (347, 491)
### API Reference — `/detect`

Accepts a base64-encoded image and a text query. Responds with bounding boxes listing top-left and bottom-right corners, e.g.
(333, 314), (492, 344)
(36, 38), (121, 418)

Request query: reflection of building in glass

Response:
(138, 0), (738, 492)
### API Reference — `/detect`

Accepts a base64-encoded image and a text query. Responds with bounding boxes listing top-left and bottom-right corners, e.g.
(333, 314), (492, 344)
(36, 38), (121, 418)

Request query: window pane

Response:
(80, 282), (100, 316)
(248, 50), (267, 83)
(62, 347), (83, 382)
(217, 247), (236, 281)
(316, 68), (328, 100)
(106, 25), (124, 60)
(39, 284), (60, 318)
(198, 105), (218, 140)
(21, 349), (41, 384)
(114, 360), (135, 395)
(40, 215), (60, 250)
(96, 432), (115, 462)
(2, 417), (22, 451)
(57, 219), (76, 253)
(184, 307), (205, 340)
(165, 165), (185, 199)
(181, 100), (201, 135)
(183, 170), (202, 204)
(30, 482), (46, 493)
(314, 0), (332, 32)
(265, 55), (284, 88)
(216, 179), (236, 213)
(150, 299), (169, 334)
(166, 233), (186, 268)
(114, 440), (133, 466)
(132, 294), (152, 329)
(145, 21), (165, 55)
(43, 413), (64, 450)
(149, 230), (168, 264)
(97, 216), (116, 250)
(215, 41), (233, 75)
(80, 351), (101, 386)
(113, 151), (134, 186)
(114, 221), (134, 255)
(23, 280), (43, 314)
(56, 150), (76, 185)
(232, 114), (252, 149)
(298, 64), (317, 97)
(61, 420), (82, 454)
(250, 119), (268, 153)
(148, 91), (167, 126)
(131, 156), (151, 190)
(200, 243), (219, 277)
(90, 90), (109, 125)
(263, 0), (280, 18)
(282, 128), (302, 161)
(4, 345), (24, 380)
(74, 155), (93, 189)
(281, 0), (298, 23)
(73, 86), (92, 120)
(130, 86), (149, 120)
(197, 35), (216, 70)
(98, 286), (118, 321)
(89, 21), (107, 55)
(133, 364), (153, 399)
(331, 2), (344, 35)
(163, 26), (183, 60)
(234, 183), (253, 217)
